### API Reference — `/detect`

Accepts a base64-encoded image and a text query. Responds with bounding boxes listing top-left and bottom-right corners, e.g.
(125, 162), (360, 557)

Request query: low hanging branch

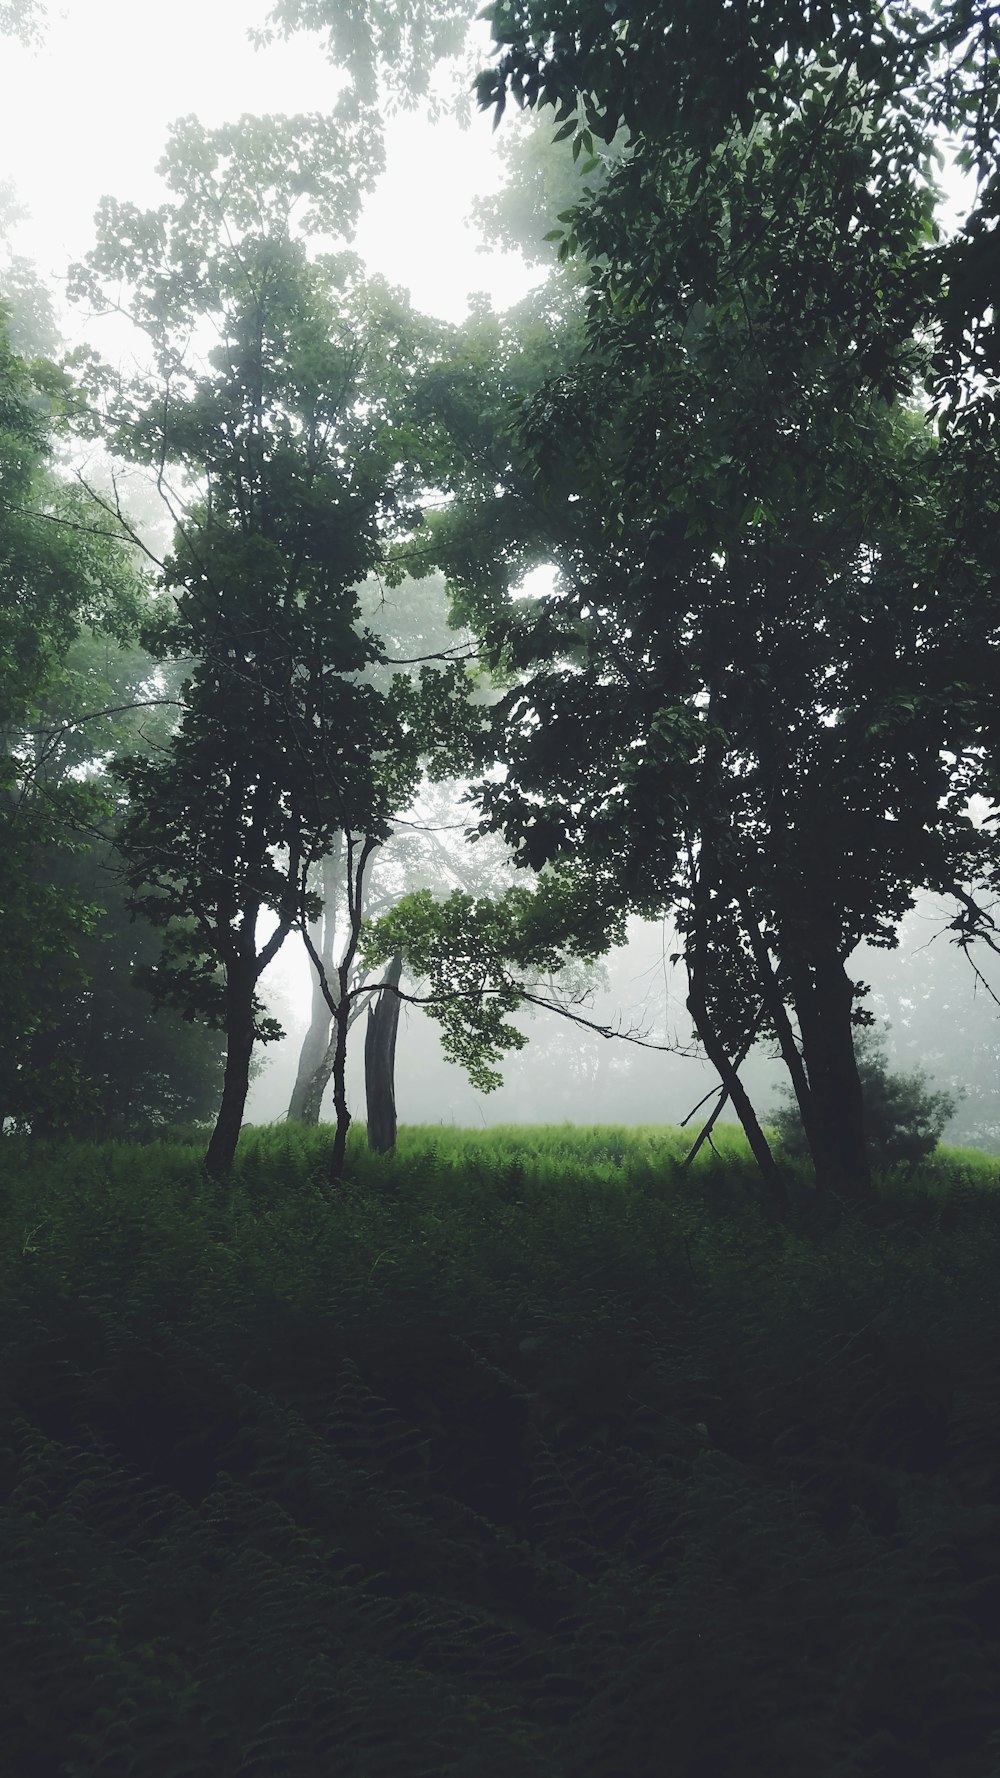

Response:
(383, 977), (701, 1053)
(359, 883), (705, 1099)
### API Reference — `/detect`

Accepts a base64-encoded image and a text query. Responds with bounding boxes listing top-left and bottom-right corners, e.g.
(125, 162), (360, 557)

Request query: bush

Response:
(771, 1028), (956, 1173)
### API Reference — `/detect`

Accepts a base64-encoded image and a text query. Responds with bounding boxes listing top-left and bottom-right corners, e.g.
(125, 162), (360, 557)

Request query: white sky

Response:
(0, 0), (539, 324)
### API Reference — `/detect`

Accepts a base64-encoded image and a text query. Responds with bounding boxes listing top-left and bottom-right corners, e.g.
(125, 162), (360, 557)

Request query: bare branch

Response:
(0, 494), (142, 545)
(369, 976), (700, 1054)
(26, 698), (183, 736)
(375, 644), (480, 665)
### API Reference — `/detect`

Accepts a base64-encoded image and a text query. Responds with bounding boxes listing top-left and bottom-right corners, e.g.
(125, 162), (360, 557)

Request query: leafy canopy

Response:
(70, 115), (478, 1048)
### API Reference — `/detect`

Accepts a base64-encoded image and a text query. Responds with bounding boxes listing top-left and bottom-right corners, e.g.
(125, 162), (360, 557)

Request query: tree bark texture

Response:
(365, 954), (403, 1153)
(297, 1037), (336, 1125)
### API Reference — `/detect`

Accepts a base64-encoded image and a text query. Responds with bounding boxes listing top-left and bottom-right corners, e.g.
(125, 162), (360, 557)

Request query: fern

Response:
(2, 1128), (1000, 1775)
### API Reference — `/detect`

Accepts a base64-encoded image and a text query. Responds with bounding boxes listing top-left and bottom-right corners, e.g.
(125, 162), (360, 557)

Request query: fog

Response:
(0, 1), (539, 330)
(246, 893), (1000, 1151)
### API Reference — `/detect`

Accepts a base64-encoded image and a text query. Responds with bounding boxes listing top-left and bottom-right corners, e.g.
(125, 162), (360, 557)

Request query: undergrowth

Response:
(1, 1124), (999, 1776)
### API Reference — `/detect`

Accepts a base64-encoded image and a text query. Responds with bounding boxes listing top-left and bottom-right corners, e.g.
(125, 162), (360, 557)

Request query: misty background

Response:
(245, 890), (1000, 1149)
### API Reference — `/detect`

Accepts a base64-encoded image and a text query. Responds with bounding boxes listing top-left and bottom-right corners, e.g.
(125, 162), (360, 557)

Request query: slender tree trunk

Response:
(686, 966), (788, 1215)
(684, 814), (788, 1215)
(736, 887), (856, 1180)
(680, 1013), (766, 1169)
(681, 1083), (731, 1169)
(205, 962), (257, 1178)
(325, 834), (379, 1185)
(298, 995), (373, 1127)
(786, 940), (871, 1200)
(736, 890), (815, 1119)
(287, 850), (341, 1123)
(287, 966), (333, 1123)
(329, 989), (352, 1180)
(365, 954), (403, 1153)
(747, 702), (871, 1198)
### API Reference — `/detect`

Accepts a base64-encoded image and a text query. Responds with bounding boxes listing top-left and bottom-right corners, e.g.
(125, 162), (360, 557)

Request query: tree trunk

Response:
(365, 954), (403, 1153)
(297, 1036), (336, 1125)
(287, 969), (333, 1123)
(205, 964), (256, 1178)
(686, 970), (789, 1215)
(787, 941), (871, 1200)
(287, 850), (341, 1124)
(319, 833), (378, 1186)
(736, 889), (816, 1123)
(328, 990), (352, 1182)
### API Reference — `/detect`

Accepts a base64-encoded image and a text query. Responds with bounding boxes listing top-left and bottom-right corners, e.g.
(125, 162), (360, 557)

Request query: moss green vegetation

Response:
(2, 1125), (999, 1775)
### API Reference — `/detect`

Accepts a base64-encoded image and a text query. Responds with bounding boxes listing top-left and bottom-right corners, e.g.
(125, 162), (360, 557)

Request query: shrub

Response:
(771, 1028), (956, 1173)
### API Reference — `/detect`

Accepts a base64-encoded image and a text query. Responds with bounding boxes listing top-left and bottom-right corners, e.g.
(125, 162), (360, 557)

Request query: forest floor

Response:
(2, 1123), (999, 1777)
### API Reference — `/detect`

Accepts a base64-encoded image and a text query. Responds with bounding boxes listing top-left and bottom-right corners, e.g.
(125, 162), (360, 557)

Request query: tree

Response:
(288, 846), (358, 1126)
(364, 951), (403, 1151)
(421, 3), (1000, 1200)
(0, 1), (45, 46)
(1, 228), (229, 1138)
(405, 68), (1000, 1201)
(20, 627), (230, 1138)
(1, 185), (59, 359)
(476, 0), (999, 387)
(284, 703), (491, 1171)
(247, 0), (1000, 1194)
(2, 205), (234, 1137)
(258, 0), (474, 116)
(362, 864), (672, 1100)
(70, 115), (473, 1177)
(282, 555), (524, 1144)
(286, 786), (511, 1134)
(0, 309), (148, 1132)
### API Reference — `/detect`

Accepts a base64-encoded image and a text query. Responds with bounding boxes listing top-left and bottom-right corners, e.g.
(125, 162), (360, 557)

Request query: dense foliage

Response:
(378, 0), (1000, 1200)
(68, 116), (478, 1175)
(0, 313), (170, 1132)
(477, 0), (1000, 406)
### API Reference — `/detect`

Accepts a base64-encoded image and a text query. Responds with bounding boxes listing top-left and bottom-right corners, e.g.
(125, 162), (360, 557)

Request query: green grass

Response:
(2, 1123), (1000, 1776)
